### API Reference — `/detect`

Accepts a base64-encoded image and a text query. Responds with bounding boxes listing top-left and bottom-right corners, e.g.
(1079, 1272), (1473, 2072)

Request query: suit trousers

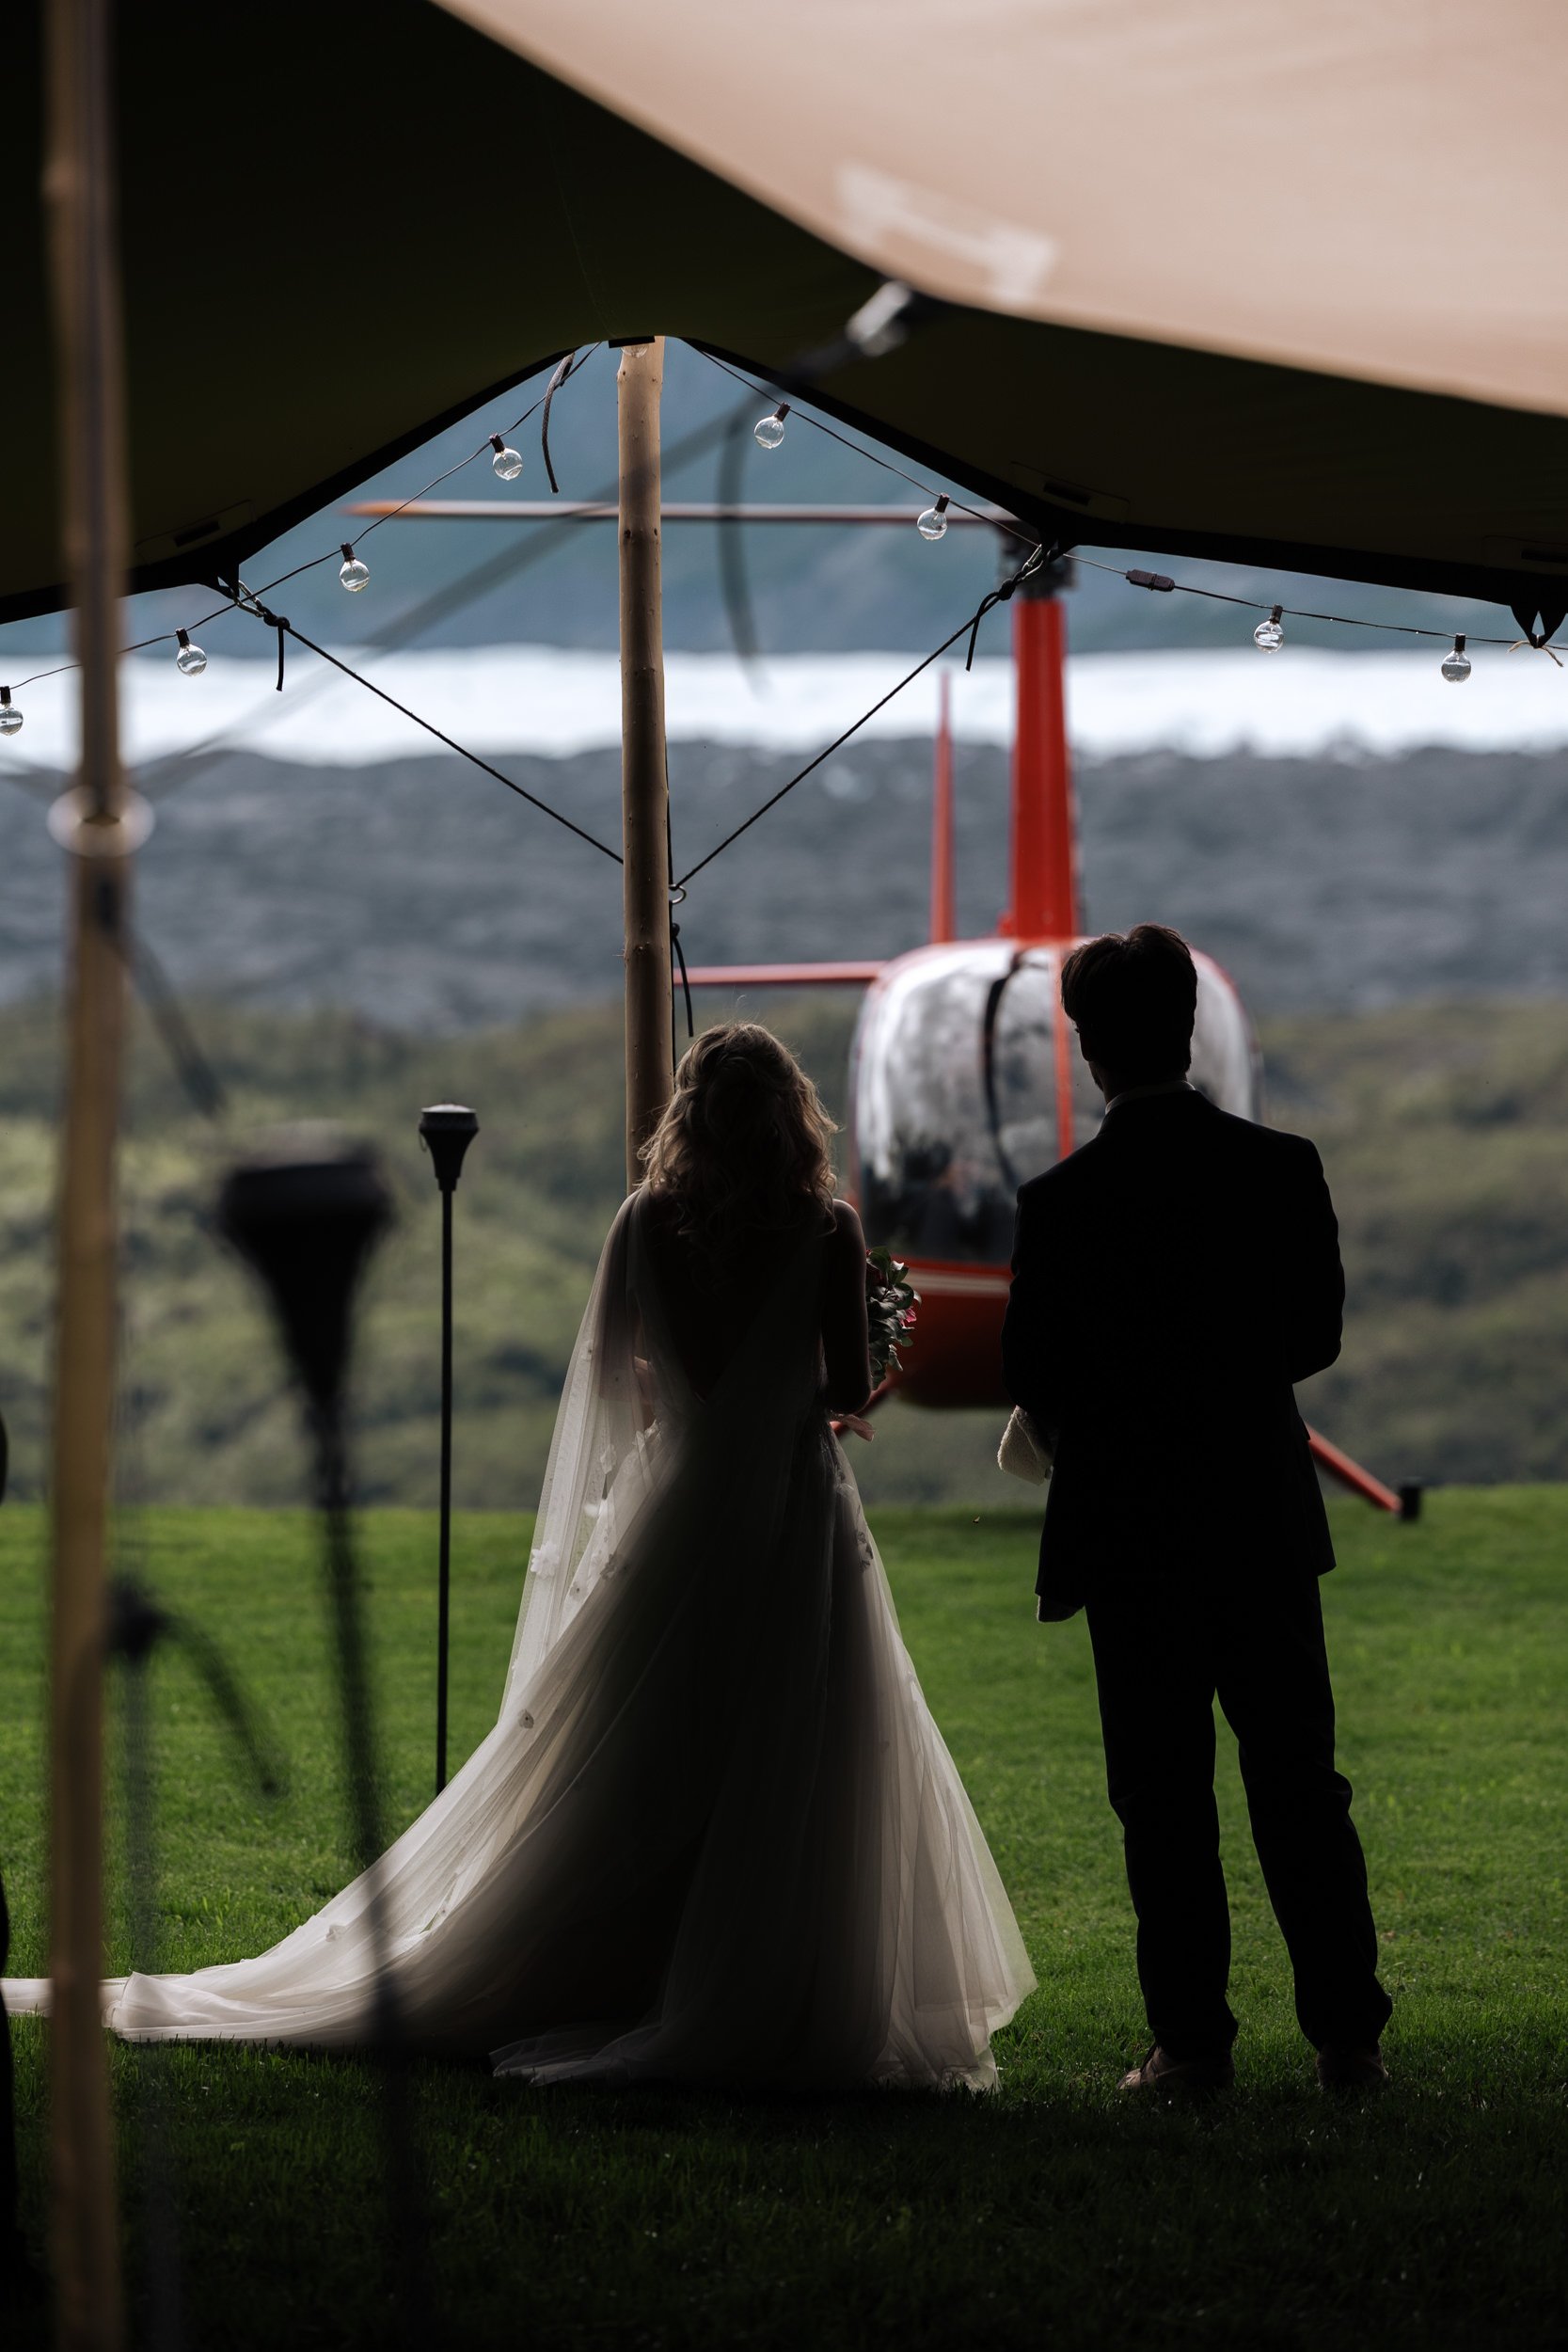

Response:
(1085, 1565), (1392, 2059)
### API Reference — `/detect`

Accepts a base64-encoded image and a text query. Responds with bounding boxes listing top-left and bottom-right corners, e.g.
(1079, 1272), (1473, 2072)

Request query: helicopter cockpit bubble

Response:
(850, 941), (1260, 1267)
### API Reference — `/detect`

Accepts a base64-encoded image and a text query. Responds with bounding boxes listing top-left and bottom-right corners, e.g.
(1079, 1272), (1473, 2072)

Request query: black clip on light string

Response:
(0, 355), (594, 703)
(226, 581), (624, 866)
(540, 349), (588, 495)
(671, 907), (695, 1041)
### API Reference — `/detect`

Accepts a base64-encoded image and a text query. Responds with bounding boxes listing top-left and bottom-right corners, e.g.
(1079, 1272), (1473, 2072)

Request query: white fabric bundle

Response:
(997, 1406), (1053, 1486)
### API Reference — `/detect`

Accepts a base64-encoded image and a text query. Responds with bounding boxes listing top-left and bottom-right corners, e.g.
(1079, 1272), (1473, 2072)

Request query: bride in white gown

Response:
(10, 1025), (1033, 2090)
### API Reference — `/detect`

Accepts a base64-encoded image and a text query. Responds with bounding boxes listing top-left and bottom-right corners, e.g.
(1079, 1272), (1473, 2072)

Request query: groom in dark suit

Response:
(1003, 924), (1392, 2093)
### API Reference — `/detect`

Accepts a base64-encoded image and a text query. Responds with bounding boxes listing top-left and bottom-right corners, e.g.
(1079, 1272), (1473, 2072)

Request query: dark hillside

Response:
(8, 743), (1568, 1026)
(2, 993), (1566, 1508)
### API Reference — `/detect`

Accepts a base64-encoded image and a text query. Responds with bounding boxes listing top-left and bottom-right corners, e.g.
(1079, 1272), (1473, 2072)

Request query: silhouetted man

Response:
(1003, 924), (1391, 2093)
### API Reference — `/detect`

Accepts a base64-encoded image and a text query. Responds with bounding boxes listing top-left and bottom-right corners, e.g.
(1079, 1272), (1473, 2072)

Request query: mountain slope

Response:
(3, 993), (1566, 1509)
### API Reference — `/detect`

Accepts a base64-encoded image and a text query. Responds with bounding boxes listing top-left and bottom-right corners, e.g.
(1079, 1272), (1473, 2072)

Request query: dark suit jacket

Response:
(1002, 1087), (1343, 1621)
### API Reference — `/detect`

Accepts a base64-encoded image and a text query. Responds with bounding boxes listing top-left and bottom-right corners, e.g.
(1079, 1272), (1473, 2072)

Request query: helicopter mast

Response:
(928, 672), (956, 943)
(998, 552), (1082, 1158)
(1000, 554), (1080, 945)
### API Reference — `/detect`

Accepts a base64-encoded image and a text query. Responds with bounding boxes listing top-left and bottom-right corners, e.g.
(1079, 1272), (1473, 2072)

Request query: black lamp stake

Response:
(418, 1104), (479, 1796)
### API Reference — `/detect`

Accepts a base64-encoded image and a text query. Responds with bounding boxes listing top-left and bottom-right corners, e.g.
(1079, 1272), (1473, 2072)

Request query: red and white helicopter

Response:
(355, 492), (1406, 1514)
(684, 552), (1405, 1514)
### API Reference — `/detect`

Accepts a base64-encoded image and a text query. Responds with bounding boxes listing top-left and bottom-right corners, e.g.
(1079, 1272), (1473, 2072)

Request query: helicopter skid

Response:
(879, 1255), (1405, 1517)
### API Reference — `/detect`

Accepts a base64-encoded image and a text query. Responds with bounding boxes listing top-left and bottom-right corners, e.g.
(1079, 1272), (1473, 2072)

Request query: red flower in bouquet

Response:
(865, 1247), (920, 1386)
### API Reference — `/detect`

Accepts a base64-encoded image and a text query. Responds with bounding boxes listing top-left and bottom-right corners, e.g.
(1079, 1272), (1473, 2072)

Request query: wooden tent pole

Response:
(617, 338), (674, 1191)
(44, 0), (131, 2344)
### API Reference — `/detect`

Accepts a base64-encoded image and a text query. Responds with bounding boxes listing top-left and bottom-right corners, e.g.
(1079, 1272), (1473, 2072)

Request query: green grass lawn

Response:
(1, 1491), (1564, 2349)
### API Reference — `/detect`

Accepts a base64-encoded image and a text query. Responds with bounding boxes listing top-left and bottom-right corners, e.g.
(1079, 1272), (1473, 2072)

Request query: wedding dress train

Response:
(8, 1193), (1034, 2090)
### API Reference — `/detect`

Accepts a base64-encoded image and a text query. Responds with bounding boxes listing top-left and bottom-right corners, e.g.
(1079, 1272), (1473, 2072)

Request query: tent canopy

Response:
(7, 0), (1567, 628)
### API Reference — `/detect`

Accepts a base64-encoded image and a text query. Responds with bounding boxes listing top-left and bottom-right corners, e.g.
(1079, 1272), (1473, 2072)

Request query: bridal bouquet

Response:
(866, 1247), (919, 1386)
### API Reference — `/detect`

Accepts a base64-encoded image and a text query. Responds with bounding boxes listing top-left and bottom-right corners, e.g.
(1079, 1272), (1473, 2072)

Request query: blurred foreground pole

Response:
(617, 338), (674, 1188)
(44, 0), (130, 2344)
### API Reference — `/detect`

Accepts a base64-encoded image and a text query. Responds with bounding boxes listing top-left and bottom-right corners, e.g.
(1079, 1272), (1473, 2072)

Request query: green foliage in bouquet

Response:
(865, 1246), (920, 1387)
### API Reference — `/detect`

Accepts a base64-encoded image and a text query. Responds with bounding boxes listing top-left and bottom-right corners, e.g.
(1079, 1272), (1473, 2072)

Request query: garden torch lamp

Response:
(418, 1104), (479, 1795)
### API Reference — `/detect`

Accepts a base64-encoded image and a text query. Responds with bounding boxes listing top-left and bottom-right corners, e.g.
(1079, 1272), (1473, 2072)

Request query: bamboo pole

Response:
(617, 338), (674, 1190)
(44, 0), (131, 2343)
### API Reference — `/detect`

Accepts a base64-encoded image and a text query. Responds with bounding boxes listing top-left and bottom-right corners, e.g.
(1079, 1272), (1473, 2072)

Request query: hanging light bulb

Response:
(753, 404), (789, 452)
(339, 541), (371, 592)
(174, 628), (207, 676)
(0, 688), (21, 737)
(1254, 603), (1285, 652)
(489, 433), (524, 481)
(1441, 632), (1472, 683)
(917, 495), (951, 542)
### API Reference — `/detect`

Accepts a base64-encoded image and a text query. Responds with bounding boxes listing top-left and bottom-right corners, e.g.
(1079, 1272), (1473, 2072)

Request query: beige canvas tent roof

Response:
(451, 0), (1568, 419)
(6, 0), (1567, 627)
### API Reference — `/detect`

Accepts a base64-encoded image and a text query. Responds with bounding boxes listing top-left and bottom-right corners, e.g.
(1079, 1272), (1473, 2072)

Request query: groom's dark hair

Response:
(1060, 924), (1197, 1080)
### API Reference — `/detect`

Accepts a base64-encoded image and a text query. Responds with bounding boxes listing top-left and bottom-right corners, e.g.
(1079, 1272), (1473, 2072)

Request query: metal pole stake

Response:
(417, 1105), (478, 1793)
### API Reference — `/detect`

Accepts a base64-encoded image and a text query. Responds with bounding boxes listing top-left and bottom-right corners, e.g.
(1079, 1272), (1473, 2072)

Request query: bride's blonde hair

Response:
(641, 1023), (837, 1252)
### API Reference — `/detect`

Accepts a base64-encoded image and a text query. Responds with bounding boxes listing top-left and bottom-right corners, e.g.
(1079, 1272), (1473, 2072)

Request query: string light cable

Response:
(698, 347), (1039, 553)
(0, 383), (750, 892)
(1073, 552), (1556, 665)
(98, 376), (766, 809)
(0, 351), (603, 704)
(0, 352), (620, 818)
(697, 345), (1564, 673)
(122, 389), (766, 815)
(5, 329), (1556, 738)
(1, 342), (746, 718)
(237, 348), (603, 603)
